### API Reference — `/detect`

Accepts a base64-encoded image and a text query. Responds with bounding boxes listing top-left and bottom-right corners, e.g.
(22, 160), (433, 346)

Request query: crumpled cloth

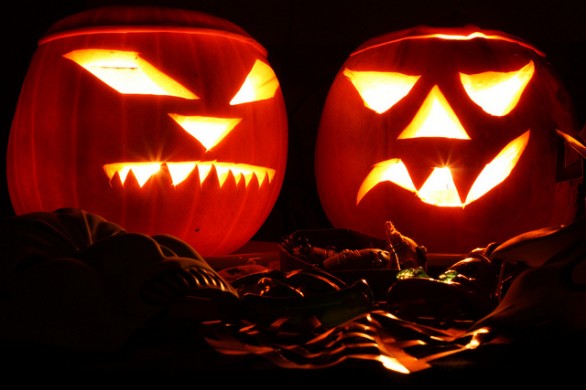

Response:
(0, 207), (236, 352)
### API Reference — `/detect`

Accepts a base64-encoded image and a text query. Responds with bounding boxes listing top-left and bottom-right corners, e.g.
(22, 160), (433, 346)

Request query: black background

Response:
(3, 0), (586, 245)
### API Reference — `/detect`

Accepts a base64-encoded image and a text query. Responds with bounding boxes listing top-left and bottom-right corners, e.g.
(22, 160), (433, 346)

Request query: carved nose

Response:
(168, 114), (242, 151)
(397, 85), (470, 141)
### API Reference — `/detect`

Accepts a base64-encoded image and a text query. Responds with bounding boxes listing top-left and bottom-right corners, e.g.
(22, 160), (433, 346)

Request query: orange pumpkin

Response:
(6, 6), (288, 256)
(315, 26), (582, 254)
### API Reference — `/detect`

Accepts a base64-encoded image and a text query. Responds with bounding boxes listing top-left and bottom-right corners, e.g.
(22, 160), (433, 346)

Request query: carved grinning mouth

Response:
(103, 161), (275, 188)
(357, 130), (530, 207)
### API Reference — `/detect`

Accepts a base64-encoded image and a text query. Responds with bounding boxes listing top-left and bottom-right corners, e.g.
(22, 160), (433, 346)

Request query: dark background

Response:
(3, 0), (586, 244)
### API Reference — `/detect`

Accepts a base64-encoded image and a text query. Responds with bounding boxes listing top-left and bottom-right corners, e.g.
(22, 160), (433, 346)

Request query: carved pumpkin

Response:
(6, 6), (288, 256)
(315, 26), (582, 254)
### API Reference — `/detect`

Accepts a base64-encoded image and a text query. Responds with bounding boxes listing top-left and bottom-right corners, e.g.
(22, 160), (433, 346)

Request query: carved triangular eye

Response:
(64, 49), (198, 99)
(343, 68), (420, 114)
(460, 60), (534, 116)
(230, 60), (279, 105)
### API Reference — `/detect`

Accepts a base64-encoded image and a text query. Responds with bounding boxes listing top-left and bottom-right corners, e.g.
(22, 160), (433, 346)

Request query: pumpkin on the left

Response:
(6, 6), (288, 256)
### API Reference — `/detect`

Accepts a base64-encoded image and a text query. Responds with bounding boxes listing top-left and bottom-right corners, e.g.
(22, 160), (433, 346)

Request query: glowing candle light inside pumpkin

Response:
(64, 49), (199, 98)
(397, 85), (470, 140)
(460, 60), (535, 116)
(465, 130), (530, 204)
(230, 59), (280, 105)
(168, 115), (241, 151)
(354, 59), (533, 208)
(343, 69), (420, 114)
(103, 161), (274, 188)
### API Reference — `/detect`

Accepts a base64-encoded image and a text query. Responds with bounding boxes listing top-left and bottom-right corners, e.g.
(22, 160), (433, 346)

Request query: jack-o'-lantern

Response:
(315, 26), (582, 254)
(6, 6), (288, 256)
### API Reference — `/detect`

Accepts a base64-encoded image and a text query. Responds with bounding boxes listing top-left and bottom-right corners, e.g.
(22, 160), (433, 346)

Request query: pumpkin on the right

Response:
(315, 26), (583, 254)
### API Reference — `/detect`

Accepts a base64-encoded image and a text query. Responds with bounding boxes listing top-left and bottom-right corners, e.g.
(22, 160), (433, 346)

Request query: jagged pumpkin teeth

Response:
(103, 161), (274, 187)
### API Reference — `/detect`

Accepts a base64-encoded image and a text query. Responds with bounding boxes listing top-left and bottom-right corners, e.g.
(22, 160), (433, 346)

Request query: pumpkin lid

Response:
(39, 6), (266, 55)
(351, 25), (545, 58)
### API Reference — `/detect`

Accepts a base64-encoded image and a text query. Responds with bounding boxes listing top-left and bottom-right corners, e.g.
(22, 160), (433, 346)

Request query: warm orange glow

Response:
(166, 162), (197, 185)
(465, 130), (530, 204)
(418, 167), (461, 206)
(357, 131), (530, 206)
(103, 162), (161, 187)
(343, 68), (420, 114)
(465, 327), (491, 349)
(230, 60), (279, 105)
(398, 86), (470, 140)
(378, 355), (411, 374)
(103, 161), (275, 187)
(64, 49), (198, 99)
(461, 61), (535, 116)
(357, 159), (416, 204)
(168, 114), (241, 151)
